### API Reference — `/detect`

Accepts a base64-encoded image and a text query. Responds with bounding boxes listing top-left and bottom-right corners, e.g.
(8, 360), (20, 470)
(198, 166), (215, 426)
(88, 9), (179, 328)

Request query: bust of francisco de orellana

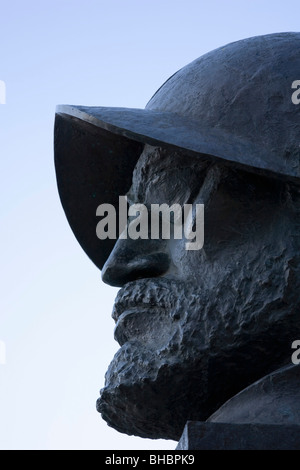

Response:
(54, 32), (300, 445)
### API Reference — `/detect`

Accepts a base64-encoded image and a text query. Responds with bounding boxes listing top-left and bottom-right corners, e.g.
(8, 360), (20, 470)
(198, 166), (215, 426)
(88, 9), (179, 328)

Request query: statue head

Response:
(55, 33), (300, 441)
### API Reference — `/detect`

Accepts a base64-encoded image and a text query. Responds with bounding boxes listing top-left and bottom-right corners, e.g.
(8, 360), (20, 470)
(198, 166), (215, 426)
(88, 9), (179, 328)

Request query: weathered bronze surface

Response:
(55, 33), (300, 445)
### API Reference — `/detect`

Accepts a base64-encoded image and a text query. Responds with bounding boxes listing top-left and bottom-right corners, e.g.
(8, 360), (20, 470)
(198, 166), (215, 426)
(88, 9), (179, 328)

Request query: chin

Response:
(97, 311), (297, 441)
(96, 340), (233, 440)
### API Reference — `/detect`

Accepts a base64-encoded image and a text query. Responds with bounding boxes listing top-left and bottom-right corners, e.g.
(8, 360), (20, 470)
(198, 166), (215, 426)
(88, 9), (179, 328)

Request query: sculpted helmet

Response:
(55, 32), (300, 270)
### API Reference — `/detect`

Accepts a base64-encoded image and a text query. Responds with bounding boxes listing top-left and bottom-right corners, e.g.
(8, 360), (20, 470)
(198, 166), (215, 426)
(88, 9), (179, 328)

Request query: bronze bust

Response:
(55, 33), (300, 448)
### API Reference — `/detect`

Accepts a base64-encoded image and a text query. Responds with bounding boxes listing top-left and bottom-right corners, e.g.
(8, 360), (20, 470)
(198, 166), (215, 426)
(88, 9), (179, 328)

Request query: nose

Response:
(101, 237), (171, 287)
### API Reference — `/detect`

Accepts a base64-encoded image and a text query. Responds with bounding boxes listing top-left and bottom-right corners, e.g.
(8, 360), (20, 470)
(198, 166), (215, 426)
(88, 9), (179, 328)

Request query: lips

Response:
(112, 280), (171, 323)
(111, 280), (178, 347)
(113, 297), (167, 347)
(114, 308), (155, 346)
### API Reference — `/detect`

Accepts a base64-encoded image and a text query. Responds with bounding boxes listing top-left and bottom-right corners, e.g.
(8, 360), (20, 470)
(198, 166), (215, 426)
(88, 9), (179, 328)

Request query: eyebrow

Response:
(127, 161), (214, 208)
(135, 158), (210, 183)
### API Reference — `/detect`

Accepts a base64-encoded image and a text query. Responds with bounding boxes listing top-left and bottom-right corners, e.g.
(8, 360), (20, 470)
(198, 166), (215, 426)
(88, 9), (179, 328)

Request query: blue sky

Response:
(0, 0), (299, 450)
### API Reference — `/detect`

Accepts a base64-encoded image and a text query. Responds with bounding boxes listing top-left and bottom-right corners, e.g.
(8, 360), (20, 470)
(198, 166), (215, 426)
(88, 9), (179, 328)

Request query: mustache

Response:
(111, 278), (194, 322)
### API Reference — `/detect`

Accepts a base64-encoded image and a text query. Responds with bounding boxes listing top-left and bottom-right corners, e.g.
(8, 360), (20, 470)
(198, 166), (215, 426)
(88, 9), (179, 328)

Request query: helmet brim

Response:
(54, 104), (292, 270)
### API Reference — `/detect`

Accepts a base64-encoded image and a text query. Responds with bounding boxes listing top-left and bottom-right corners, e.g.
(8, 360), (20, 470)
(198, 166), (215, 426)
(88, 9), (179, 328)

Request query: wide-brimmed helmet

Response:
(55, 32), (300, 270)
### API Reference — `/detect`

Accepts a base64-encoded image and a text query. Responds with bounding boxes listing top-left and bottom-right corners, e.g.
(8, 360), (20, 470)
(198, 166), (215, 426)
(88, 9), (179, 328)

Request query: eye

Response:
(144, 167), (204, 206)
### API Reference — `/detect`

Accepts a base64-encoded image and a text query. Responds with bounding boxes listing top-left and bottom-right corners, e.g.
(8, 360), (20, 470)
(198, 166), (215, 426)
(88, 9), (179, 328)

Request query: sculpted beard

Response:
(97, 249), (300, 440)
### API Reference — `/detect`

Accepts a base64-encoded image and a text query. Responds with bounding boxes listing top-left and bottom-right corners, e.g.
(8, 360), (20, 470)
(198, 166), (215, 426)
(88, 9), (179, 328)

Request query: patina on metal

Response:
(55, 33), (300, 447)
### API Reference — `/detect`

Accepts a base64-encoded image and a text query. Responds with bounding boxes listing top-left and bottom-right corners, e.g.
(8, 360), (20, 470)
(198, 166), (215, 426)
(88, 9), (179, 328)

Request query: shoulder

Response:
(208, 364), (300, 425)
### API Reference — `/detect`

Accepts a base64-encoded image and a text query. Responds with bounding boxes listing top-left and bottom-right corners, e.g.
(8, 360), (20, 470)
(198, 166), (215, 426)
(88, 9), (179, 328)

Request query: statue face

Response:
(97, 145), (300, 441)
